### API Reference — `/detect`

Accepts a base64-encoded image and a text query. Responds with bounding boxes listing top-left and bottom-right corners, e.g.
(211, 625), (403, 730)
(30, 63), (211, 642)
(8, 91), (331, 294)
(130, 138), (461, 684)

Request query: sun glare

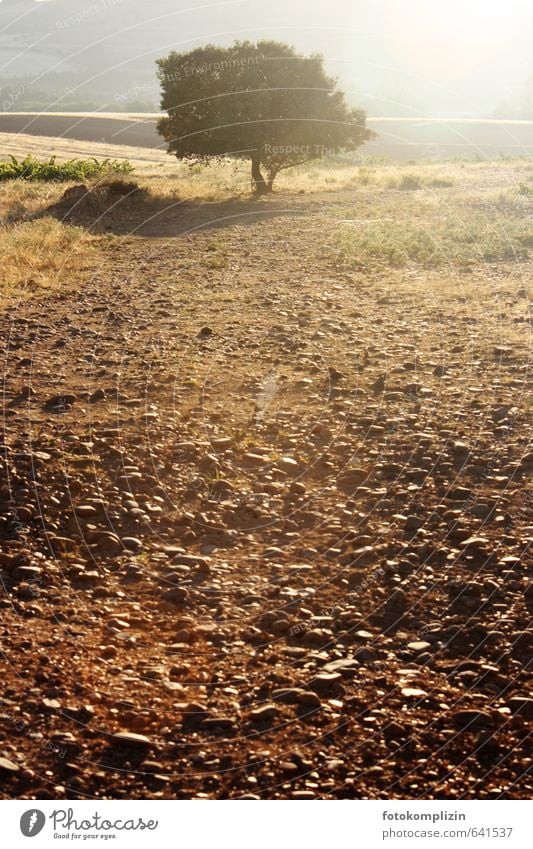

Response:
(385, 0), (513, 81)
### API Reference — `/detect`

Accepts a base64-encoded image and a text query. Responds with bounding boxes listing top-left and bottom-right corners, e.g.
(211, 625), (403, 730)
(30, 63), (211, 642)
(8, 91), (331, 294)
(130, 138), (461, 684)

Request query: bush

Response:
(0, 155), (134, 182)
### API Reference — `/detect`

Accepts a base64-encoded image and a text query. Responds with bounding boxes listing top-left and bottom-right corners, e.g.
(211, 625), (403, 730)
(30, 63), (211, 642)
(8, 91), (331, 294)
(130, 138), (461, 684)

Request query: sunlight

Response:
(385, 0), (514, 81)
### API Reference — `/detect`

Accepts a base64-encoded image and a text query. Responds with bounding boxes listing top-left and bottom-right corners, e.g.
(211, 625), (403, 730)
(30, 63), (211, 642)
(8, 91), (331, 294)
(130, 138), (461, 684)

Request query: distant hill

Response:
(0, 0), (227, 76)
(0, 0), (195, 109)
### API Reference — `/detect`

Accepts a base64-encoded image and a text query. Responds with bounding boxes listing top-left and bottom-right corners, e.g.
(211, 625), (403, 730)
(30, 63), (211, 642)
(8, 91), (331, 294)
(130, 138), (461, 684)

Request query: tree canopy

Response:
(157, 40), (375, 192)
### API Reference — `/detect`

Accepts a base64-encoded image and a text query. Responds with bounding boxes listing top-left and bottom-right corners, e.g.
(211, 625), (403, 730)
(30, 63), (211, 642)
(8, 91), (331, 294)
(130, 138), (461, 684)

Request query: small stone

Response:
(111, 732), (152, 747)
(447, 487), (473, 502)
(121, 537), (143, 551)
(405, 515), (424, 531)
(277, 456), (300, 473)
(94, 532), (122, 555)
(323, 658), (359, 676)
(272, 688), (307, 704)
(197, 326), (214, 338)
(172, 554), (210, 571)
(400, 687), (427, 699)
(181, 703), (210, 727)
(249, 704), (279, 721)
(0, 756), (20, 773)
(452, 710), (494, 730)
(407, 641), (431, 652)
(337, 468), (367, 488)
(89, 388), (106, 403)
(201, 716), (236, 730)
(308, 672), (342, 696)
(74, 505), (98, 517)
(297, 691), (322, 708)
(45, 393), (77, 409)
(161, 587), (189, 604)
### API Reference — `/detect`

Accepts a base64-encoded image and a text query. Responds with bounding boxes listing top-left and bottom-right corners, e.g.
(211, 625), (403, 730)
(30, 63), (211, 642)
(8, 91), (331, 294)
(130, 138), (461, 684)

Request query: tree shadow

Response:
(43, 183), (311, 238)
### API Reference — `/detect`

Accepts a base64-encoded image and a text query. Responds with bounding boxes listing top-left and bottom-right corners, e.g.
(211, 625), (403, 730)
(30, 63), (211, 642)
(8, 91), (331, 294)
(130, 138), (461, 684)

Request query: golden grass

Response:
(0, 216), (93, 297)
(1, 135), (533, 299)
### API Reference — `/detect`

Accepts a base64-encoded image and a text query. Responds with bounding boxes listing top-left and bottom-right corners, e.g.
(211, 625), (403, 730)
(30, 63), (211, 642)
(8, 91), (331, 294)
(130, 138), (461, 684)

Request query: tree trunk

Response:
(251, 154), (268, 194)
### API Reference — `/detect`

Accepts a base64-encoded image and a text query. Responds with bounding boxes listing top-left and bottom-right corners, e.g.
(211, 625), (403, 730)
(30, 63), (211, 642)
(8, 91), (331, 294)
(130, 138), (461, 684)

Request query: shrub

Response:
(0, 155), (134, 182)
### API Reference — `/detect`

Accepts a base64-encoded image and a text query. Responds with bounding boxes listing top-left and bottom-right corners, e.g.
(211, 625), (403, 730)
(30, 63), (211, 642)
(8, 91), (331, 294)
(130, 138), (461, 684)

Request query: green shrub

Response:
(0, 155), (134, 182)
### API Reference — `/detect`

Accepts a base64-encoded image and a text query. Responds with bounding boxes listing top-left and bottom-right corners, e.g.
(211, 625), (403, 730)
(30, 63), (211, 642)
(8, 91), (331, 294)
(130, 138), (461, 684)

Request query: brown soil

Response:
(0, 188), (531, 800)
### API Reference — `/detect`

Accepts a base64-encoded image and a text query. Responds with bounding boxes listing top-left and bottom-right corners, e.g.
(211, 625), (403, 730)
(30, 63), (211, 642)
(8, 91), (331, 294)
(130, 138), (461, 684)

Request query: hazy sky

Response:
(0, 0), (532, 115)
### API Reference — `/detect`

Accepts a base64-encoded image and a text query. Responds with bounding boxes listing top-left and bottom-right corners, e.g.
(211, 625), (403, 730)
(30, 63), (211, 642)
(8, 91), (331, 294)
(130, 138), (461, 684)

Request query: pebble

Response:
(249, 704), (279, 721)
(308, 672), (342, 695)
(161, 587), (189, 604)
(121, 537), (143, 551)
(111, 732), (153, 747)
(452, 710), (494, 730)
(0, 756), (20, 773)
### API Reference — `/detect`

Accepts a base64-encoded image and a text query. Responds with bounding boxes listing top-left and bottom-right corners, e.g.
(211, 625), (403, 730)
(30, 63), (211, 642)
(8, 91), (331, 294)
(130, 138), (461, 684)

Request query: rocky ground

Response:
(0, 186), (531, 799)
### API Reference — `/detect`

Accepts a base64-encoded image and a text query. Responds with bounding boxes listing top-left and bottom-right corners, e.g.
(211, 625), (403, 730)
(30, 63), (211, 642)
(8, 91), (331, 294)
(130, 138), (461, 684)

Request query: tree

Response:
(157, 41), (375, 193)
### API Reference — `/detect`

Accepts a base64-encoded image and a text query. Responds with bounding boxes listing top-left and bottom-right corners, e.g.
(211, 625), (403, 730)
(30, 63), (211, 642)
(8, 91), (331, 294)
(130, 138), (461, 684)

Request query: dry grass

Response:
(0, 216), (93, 297)
(2, 133), (533, 298)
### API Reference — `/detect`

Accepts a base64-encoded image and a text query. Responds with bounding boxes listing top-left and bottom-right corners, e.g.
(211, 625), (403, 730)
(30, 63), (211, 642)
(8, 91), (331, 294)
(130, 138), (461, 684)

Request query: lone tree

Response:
(157, 41), (375, 193)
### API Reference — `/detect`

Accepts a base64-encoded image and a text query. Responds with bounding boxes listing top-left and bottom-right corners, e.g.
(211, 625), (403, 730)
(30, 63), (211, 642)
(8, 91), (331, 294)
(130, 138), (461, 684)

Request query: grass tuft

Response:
(0, 216), (92, 295)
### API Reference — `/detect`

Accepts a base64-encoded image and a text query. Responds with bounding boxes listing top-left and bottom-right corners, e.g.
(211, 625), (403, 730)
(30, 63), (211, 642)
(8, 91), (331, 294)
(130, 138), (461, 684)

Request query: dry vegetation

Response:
(1, 133), (532, 299)
(0, 217), (93, 295)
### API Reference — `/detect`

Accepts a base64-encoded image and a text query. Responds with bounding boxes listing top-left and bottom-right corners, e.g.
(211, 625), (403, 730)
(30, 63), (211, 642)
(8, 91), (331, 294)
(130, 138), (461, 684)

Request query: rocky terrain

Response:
(0, 186), (531, 799)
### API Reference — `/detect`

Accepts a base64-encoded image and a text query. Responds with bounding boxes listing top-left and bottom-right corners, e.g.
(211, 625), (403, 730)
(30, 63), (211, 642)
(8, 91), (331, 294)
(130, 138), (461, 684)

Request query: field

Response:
(0, 144), (531, 800)
(1, 114), (533, 158)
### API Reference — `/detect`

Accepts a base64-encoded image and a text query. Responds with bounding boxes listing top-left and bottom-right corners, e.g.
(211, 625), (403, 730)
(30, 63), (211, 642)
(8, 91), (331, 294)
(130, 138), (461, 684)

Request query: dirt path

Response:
(0, 191), (531, 800)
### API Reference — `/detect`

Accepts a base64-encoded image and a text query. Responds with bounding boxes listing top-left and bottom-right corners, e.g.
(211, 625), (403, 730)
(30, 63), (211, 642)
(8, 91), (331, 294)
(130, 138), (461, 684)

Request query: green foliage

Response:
(517, 181), (533, 196)
(156, 40), (374, 191)
(339, 208), (531, 269)
(0, 155), (134, 182)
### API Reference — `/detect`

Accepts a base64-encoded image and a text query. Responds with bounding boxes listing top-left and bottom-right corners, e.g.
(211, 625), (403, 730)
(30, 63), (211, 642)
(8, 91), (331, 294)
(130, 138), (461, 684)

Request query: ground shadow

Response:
(43, 182), (316, 238)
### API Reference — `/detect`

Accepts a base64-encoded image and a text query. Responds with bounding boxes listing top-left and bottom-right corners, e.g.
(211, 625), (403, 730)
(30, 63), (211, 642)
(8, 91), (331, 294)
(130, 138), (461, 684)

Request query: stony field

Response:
(0, 157), (531, 799)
